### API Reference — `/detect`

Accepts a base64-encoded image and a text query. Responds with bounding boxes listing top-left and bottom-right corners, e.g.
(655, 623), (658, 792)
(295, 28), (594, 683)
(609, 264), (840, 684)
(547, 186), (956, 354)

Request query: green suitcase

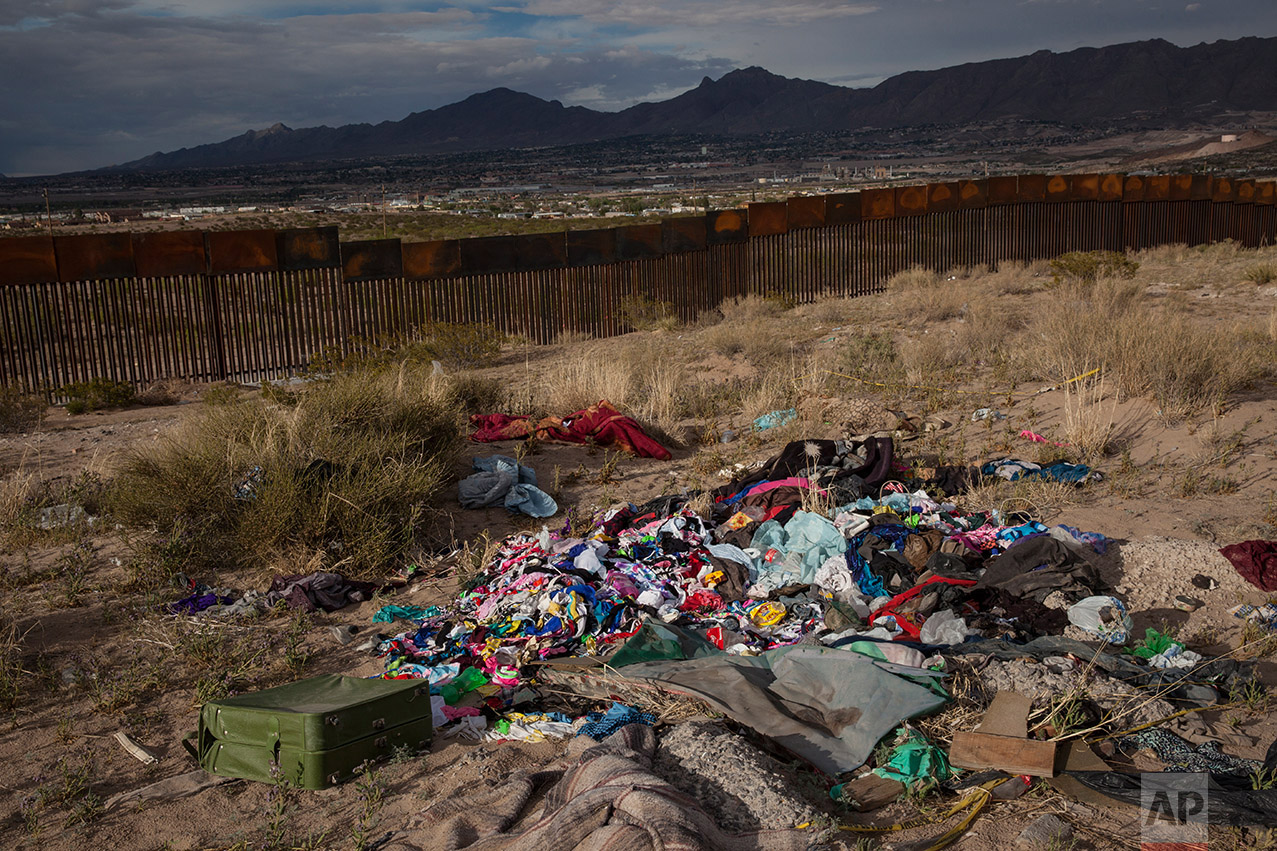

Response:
(190, 674), (434, 789)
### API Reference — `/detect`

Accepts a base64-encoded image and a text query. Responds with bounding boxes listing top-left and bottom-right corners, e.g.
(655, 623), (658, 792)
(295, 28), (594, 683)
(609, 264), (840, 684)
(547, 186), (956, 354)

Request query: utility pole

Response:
(43, 188), (53, 233)
(382, 184), (388, 238)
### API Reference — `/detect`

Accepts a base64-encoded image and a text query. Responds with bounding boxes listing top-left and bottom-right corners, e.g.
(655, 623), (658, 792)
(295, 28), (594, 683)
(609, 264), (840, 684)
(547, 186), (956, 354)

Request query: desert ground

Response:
(2, 241), (1277, 850)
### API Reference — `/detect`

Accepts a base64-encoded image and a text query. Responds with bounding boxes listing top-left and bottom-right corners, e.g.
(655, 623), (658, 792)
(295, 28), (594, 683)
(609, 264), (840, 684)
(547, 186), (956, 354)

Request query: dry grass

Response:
(899, 330), (963, 386)
(1244, 263), (1277, 285)
(885, 266), (966, 322)
(957, 475), (1083, 521)
(1030, 270), (1271, 421)
(538, 350), (641, 415)
(0, 467), (38, 550)
(534, 339), (689, 437)
(0, 607), (25, 712)
(700, 316), (798, 366)
(1060, 373), (1118, 460)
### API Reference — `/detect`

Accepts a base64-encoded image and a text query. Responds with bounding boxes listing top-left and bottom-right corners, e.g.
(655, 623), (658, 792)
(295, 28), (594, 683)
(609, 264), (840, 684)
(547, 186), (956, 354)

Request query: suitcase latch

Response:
(375, 736), (388, 748)
(372, 718), (385, 730)
(325, 715), (341, 726)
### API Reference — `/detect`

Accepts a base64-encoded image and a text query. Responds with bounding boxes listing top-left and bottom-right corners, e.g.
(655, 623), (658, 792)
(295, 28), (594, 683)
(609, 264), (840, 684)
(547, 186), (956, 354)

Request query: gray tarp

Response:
(621, 645), (946, 775)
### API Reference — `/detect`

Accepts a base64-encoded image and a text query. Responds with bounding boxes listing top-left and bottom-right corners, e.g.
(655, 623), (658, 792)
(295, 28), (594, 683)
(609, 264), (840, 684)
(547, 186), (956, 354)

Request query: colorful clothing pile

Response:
(372, 439), (1112, 722)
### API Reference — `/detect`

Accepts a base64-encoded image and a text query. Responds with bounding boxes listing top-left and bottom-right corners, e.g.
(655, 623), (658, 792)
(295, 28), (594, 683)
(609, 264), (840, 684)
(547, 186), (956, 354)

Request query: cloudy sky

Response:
(1, 0), (1273, 175)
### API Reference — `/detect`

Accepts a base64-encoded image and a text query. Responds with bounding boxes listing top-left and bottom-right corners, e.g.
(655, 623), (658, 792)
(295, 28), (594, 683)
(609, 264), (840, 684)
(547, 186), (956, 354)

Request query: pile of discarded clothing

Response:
(374, 438), (1136, 758)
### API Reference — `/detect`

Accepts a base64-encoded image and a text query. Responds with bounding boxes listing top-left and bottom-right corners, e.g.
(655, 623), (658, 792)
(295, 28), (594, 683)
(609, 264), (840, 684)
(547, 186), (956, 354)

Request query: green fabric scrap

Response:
(872, 726), (952, 790)
(609, 620), (723, 668)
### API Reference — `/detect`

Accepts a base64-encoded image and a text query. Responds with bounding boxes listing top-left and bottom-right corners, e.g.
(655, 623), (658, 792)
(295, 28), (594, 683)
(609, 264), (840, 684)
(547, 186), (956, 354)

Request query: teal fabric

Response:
(749, 511), (845, 585)
(872, 726), (952, 790)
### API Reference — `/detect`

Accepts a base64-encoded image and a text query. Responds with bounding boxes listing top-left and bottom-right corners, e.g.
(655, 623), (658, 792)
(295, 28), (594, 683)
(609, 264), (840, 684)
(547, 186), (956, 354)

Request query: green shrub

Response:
(0, 384), (45, 433)
(1049, 251), (1140, 286)
(110, 366), (463, 580)
(59, 377), (135, 414)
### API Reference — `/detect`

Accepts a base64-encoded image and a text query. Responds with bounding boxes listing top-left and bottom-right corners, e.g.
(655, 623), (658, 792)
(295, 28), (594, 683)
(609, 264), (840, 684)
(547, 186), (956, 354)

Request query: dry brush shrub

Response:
(1048, 250), (1139, 286)
(899, 330), (963, 387)
(618, 293), (679, 332)
(0, 607), (24, 712)
(984, 258), (1053, 295)
(885, 265), (966, 322)
(1060, 373), (1119, 460)
(715, 294), (793, 324)
(309, 322), (507, 375)
(109, 366), (464, 581)
(0, 384), (46, 434)
(1244, 263), (1277, 285)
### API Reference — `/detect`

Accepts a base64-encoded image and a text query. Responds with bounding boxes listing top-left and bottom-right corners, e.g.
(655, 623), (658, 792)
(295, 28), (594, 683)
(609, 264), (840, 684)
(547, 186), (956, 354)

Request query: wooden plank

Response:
(949, 731), (1057, 777)
(975, 691), (1031, 738)
(833, 774), (905, 812)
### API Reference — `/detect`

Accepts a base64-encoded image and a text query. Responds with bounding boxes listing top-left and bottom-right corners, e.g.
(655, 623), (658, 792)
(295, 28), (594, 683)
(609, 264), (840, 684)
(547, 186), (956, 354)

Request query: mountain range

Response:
(118, 36), (1277, 171)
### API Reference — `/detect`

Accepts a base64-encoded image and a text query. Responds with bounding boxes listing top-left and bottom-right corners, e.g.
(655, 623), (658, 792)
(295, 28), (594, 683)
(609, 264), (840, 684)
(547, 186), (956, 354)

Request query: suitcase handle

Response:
(182, 731), (199, 763)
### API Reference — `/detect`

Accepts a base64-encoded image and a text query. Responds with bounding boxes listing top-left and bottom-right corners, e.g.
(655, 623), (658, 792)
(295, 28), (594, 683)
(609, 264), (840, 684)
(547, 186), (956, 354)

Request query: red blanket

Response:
(1220, 540), (1277, 591)
(469, 400), (671, 460)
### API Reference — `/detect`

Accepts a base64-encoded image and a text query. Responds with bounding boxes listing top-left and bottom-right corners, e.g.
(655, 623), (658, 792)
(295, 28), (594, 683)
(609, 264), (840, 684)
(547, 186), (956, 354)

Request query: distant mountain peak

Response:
(108, 36), (1277, 172)
(248, 122), (291, 140)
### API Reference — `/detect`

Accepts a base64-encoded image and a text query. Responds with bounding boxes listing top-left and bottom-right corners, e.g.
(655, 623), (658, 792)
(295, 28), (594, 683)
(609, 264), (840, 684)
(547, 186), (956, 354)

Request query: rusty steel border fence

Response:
(1, 172), (1274, 393)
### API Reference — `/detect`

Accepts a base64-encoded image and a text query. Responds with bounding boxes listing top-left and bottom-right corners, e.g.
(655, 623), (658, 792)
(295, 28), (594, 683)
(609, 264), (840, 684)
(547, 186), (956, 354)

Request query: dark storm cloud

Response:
(1, 0), (1273, 174)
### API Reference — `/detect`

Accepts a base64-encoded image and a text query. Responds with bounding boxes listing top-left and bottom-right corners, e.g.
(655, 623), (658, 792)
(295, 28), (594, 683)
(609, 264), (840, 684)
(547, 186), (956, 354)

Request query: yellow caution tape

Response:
(837, 777), (1007, 851)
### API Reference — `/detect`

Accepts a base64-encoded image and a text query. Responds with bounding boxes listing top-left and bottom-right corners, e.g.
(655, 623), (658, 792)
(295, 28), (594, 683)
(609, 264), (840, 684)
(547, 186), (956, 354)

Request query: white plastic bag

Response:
(918, 608), (969, 646)
(1067, 595), (1133, 645)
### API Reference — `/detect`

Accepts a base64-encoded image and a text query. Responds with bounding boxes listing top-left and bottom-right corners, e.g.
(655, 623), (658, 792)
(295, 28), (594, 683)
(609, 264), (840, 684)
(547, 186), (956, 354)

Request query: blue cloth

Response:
(752, 409), (797, 431)
(1060, 524), (1110, 554)
(980, 458), (1095, 484)
(460, 455), (558, 517)
(577, 702), (657, 741)
(846, 523), (914, 598)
